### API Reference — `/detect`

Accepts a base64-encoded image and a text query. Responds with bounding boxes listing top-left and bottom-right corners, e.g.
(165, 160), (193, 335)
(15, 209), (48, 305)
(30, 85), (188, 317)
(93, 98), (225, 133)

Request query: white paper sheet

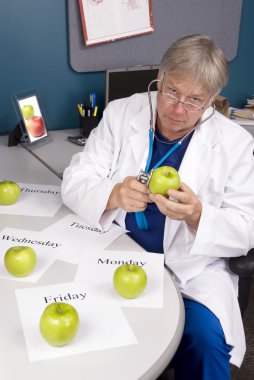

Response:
(0, 227), (64, 282)
(79, 0), (154, 46)
(42, 213), (127, 263)
(74, 249), (164, 308)
(15, 282), (138, 361)
(0, 183), (62, 216)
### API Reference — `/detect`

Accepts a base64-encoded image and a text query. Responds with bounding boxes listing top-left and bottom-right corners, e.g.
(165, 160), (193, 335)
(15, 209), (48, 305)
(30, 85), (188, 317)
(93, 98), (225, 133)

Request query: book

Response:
(231, 108), (254, 120)
(246, 98), (254, 107)
(229, 95), (254, 126)
(229, 107), (254, 126)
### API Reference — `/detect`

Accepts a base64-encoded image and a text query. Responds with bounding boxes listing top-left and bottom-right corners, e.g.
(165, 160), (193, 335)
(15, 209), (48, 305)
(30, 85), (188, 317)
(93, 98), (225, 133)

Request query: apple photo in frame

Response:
(17, 94), (47, 143)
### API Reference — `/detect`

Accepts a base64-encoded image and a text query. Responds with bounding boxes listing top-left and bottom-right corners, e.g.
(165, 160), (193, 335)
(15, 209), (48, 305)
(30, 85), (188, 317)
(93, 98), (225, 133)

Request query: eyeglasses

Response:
(159, 73), (211, 113)
(159, 92), (206, 112)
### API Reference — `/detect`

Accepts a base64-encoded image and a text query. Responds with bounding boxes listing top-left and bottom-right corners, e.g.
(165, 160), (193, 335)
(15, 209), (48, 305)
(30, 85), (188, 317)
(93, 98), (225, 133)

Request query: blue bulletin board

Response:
(67, 0), (243, 73)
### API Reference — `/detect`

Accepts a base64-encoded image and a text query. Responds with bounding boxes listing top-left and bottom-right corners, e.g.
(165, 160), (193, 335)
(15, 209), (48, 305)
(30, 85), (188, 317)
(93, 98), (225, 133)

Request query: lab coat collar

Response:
(128, 94), (222, 175)
(179, 106), (223, 190)
(128, 92), (157, 169)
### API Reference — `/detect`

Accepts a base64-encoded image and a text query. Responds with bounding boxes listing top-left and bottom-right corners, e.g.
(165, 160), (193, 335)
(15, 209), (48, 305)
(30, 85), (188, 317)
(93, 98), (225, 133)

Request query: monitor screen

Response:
(105, 65), (159, 105)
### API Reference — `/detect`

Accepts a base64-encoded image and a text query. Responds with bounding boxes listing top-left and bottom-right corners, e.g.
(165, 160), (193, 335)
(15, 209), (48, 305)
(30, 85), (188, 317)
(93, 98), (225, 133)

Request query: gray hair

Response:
(159, 34), (228, 95)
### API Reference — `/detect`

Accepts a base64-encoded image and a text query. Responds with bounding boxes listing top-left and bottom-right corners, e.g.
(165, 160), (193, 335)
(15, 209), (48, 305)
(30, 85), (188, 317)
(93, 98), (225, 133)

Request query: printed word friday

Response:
(43, 292), (87, 304)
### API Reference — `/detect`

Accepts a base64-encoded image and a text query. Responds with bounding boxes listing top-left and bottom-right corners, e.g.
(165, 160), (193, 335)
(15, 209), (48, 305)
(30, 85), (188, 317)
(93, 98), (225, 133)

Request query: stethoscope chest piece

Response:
(137, 169), (153, 186)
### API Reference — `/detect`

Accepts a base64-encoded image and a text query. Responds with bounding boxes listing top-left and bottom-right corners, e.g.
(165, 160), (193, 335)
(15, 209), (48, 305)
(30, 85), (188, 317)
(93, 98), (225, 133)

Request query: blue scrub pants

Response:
(170, 298), (232, 380)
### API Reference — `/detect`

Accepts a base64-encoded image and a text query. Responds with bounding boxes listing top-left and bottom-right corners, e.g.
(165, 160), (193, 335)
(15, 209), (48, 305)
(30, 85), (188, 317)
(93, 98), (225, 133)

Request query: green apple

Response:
(21, 104), (34, 120)
(148, 166), (180, 196)
(113, 264), (147, 299)
(0, 180), (21, 205)
(39, 302), (80, 347)
(4, 246), (37, 277)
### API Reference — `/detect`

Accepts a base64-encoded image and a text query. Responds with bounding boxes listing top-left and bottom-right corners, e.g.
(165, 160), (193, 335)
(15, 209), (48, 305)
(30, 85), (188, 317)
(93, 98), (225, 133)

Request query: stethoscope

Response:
(135, 78), (216, 230)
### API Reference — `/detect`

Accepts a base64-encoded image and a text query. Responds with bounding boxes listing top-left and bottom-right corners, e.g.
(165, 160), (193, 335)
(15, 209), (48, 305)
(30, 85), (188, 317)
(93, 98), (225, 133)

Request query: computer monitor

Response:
(105, 65), (159, 106)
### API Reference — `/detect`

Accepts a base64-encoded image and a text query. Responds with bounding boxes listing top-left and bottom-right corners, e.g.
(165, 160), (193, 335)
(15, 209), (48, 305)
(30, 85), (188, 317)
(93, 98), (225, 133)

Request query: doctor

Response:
(62, 34), (254, 380)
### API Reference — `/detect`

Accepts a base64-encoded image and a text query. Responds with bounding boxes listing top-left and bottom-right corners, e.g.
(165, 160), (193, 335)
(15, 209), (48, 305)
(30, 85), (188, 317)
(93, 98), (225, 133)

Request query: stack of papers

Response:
(230, 98), (254, 126)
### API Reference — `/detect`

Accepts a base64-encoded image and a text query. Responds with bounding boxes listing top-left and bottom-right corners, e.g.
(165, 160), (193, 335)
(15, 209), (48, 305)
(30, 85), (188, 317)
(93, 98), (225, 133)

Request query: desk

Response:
(25, 129), (83, 178)
(241, 124), (254, 137)
(0, 135), (61, 186)
(0, 134), (184, 380)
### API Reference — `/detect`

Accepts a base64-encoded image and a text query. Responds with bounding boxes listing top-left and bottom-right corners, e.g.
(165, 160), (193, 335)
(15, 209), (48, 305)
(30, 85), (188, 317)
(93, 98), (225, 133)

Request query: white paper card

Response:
(80, 0), (154, 46)
(0, 227), (64, 282)
(15, 282), (138, 361)
(0, 183), (62, 217)
(75, 250), (164, 308)
(43, 213), (127, 264)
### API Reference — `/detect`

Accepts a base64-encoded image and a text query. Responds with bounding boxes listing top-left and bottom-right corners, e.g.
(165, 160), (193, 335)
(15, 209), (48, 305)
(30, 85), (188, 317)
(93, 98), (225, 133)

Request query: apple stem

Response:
(57, 304), (63, 313)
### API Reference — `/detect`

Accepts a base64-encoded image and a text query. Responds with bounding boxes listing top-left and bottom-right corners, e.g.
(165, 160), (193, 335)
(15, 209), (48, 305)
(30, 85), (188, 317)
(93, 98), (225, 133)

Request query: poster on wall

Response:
(79, 0), (154, 46)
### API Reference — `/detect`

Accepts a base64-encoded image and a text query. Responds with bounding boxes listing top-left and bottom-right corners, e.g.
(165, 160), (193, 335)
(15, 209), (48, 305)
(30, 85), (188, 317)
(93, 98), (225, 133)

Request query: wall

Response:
(0, 0), (104, 135)
(0, 0), (253, 135)
(221, 0), (254, 105)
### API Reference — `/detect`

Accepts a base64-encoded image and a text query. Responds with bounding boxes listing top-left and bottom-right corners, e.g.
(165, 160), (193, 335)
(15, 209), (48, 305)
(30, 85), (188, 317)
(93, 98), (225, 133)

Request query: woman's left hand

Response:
(149, 182), (202, 230)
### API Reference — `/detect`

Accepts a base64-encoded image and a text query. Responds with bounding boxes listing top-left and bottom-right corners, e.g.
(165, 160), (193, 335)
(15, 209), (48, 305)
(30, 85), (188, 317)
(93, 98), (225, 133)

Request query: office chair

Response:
(229, 248), (254, 316)
(157, 250), (254, 380)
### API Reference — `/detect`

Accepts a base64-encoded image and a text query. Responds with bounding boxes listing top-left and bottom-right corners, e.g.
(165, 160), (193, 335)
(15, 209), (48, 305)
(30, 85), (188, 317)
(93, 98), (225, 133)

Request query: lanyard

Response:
(135, 129), (182, 230)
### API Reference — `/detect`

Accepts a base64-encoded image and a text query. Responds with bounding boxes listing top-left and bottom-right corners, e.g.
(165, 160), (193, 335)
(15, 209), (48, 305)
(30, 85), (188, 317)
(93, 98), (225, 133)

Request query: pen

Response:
(82, 103), (88, 117)
(77, 104), (83, 116)
(87, 107), (92, 117)
(90, 92), (97, 111)
(78, 96), (98, 117)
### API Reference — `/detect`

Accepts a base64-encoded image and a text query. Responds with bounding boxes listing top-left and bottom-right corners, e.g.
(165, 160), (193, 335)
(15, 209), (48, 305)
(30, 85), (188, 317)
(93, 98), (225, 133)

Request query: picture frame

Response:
(12, 90), (48, 144)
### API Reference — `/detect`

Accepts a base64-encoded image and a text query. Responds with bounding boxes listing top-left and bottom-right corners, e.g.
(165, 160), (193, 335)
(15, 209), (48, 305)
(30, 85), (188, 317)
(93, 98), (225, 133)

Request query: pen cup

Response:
(80, 116), (99, 138)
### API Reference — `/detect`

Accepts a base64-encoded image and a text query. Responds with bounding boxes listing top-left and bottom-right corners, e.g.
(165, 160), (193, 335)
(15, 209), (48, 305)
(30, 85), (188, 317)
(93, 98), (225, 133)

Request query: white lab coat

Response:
(62, 92), (254, 367)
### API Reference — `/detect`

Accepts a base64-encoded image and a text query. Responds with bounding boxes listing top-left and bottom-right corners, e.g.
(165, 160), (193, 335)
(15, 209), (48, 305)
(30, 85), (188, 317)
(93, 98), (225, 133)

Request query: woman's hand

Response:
(149, 182), (202, 230)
